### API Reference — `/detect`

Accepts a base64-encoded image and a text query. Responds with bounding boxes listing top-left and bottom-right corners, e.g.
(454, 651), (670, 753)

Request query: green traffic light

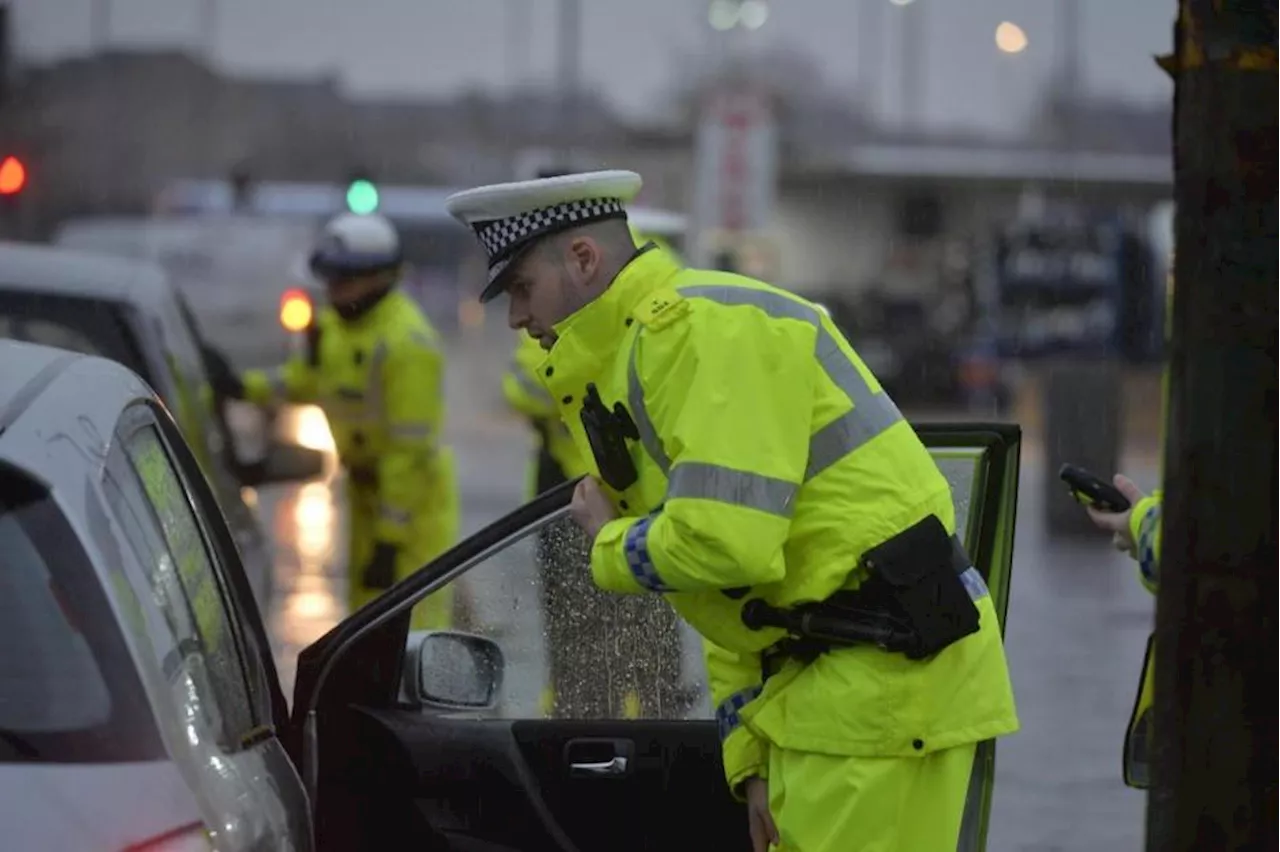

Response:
(346, 179), (379, 214)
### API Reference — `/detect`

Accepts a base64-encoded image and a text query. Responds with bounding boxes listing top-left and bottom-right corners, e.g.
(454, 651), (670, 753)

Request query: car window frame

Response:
(110, 401), (274, 747)
(136, 397), (288, 735)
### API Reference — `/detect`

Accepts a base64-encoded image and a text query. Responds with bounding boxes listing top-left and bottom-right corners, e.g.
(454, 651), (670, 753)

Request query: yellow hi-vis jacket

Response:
(539, 247), (1019, 792)
(1121, 259), (1170, 789)
(240, 290), (455, 552)
(502, 227), (682, 496)
(503, 332), (590, 495)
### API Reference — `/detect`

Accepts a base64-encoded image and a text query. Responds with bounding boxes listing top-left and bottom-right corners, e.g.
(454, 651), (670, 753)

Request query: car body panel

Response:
(0, 762), (204, 851)
(0, 341), (310, 852)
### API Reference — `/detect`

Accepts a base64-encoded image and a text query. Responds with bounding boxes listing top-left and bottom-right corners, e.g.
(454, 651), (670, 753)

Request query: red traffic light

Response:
(0, 156), (26, 195)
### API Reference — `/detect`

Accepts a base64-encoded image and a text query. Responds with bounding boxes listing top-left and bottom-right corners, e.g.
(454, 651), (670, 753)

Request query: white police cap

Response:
(445, 170), (642, 303)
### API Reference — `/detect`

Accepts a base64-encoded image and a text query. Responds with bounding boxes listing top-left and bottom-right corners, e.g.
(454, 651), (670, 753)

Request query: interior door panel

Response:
(337, 710), (748, 852)
(300, 424), (1021, 852)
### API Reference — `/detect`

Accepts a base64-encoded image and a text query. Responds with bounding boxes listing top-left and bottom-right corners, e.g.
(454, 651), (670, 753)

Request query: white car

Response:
(0, 339), (313, 851)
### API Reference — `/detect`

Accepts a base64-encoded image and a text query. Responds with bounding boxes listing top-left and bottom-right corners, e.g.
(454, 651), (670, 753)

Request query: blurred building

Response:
(1, 48), (1172, 302)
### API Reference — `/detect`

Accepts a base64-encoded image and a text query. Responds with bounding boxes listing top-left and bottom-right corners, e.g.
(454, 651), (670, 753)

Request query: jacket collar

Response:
(540, 246), (681, 401)
(549, 245), (681, 366)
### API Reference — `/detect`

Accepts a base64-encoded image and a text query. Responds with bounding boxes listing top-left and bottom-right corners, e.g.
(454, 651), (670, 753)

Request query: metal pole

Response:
(857, 0), (884, 122)
(898, 0), (925, 130)
(90, 0), (114, 213)
(506, 0), (532, 91)
(90, 0), (112, 51)
(1059, 0), (1081, 150)
(556, 0), (582, 165)
(199, 0), (219, 63)
(1147, 1), (1278, 849)
(199, 0), (221, 182)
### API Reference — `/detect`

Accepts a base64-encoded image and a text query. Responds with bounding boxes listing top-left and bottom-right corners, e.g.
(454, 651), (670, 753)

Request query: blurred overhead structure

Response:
(555, 0), (582, 165)
(1056, 0), (1082, 150)
(894, 0), (926, 129)
(856, 0), (885, 121)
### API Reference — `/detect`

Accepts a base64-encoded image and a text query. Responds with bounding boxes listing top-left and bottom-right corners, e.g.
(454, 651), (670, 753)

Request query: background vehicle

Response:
(0, 240), (319, 606)
(152, 178), (693, 331)
(154, 179), (482, 331)
(52, 214), (319, 370)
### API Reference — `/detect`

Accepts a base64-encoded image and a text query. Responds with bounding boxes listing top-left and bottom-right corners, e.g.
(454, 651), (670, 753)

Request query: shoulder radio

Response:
(579, 383), (640, 492)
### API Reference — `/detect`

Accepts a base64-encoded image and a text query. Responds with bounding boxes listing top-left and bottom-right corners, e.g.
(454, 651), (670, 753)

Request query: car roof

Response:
(0, 239), (171, 307)
(0, 339), (152, 490)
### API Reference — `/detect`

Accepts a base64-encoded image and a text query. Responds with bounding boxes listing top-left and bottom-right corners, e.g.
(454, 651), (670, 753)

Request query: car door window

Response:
(441, 514), (700, 721)
(107, 414), (262, 748)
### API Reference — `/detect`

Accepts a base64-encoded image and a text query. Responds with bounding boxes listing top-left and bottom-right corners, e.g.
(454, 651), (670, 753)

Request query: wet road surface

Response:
(242, 325), (1157, 851)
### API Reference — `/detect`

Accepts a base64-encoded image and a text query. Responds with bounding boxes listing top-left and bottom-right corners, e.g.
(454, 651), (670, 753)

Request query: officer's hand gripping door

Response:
(289, 423), (1021, 852)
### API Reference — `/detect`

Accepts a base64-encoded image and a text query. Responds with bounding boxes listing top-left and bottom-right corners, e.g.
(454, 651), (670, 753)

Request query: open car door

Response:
(289, 423), (1021, 852)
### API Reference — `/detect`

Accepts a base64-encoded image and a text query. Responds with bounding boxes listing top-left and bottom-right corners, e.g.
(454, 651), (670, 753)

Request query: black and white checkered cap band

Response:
(473, 197), (627, 268)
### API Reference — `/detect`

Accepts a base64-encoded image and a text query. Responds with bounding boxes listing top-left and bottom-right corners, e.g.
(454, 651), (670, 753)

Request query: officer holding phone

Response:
(1062, 464), (1162, 790)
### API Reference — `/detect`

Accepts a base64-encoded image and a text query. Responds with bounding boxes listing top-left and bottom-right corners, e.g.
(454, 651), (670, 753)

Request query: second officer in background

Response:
(212, 212), (461, 628)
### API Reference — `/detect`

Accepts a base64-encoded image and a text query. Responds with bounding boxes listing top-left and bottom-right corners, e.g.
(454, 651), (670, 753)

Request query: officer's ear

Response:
(563, 235), (604, 287)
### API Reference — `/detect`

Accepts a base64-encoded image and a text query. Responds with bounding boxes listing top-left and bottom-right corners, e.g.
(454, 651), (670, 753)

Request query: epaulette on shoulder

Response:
(631, 287), (689, 332)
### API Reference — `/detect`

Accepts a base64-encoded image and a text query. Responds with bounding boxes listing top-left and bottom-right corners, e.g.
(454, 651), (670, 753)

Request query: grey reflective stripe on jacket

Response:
(625, 283), (905, 501)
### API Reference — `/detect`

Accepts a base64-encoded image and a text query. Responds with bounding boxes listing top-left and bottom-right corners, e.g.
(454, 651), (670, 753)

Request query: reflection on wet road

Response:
(259, 405), (345, 699)
(247, 330), (1156, 851)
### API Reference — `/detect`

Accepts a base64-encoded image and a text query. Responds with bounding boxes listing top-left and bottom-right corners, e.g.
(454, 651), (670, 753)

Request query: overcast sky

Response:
(12, 0), (1174, 133)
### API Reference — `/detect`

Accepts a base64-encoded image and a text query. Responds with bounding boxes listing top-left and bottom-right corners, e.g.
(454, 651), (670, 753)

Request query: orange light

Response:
(0, 156), (26, 195)
(280, 288), (314, 332)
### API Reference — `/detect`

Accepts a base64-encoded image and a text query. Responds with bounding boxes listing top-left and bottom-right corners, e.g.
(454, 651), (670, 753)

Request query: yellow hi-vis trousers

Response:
(768, 742), (977, 851)
(346, 451), (460, 629)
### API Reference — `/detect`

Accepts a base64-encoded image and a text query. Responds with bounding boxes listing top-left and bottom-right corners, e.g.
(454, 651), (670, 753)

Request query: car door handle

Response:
(569, 756), (629, 778)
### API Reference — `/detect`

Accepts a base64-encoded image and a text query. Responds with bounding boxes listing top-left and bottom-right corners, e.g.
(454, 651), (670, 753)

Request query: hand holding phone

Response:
(1059, 463), (1132, 513)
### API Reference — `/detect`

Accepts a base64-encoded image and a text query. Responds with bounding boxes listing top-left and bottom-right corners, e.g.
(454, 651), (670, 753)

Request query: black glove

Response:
(203, 345), (246, 399)
(361, 542), (398, 591)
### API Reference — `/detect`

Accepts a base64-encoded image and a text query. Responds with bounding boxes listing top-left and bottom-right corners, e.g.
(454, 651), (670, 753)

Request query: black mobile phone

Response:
(1058, 463), (1132, 513)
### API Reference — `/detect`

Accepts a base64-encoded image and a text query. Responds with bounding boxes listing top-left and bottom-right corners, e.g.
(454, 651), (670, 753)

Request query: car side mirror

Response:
(402, 630), (504, 711)
(237, 442), (326, 487)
